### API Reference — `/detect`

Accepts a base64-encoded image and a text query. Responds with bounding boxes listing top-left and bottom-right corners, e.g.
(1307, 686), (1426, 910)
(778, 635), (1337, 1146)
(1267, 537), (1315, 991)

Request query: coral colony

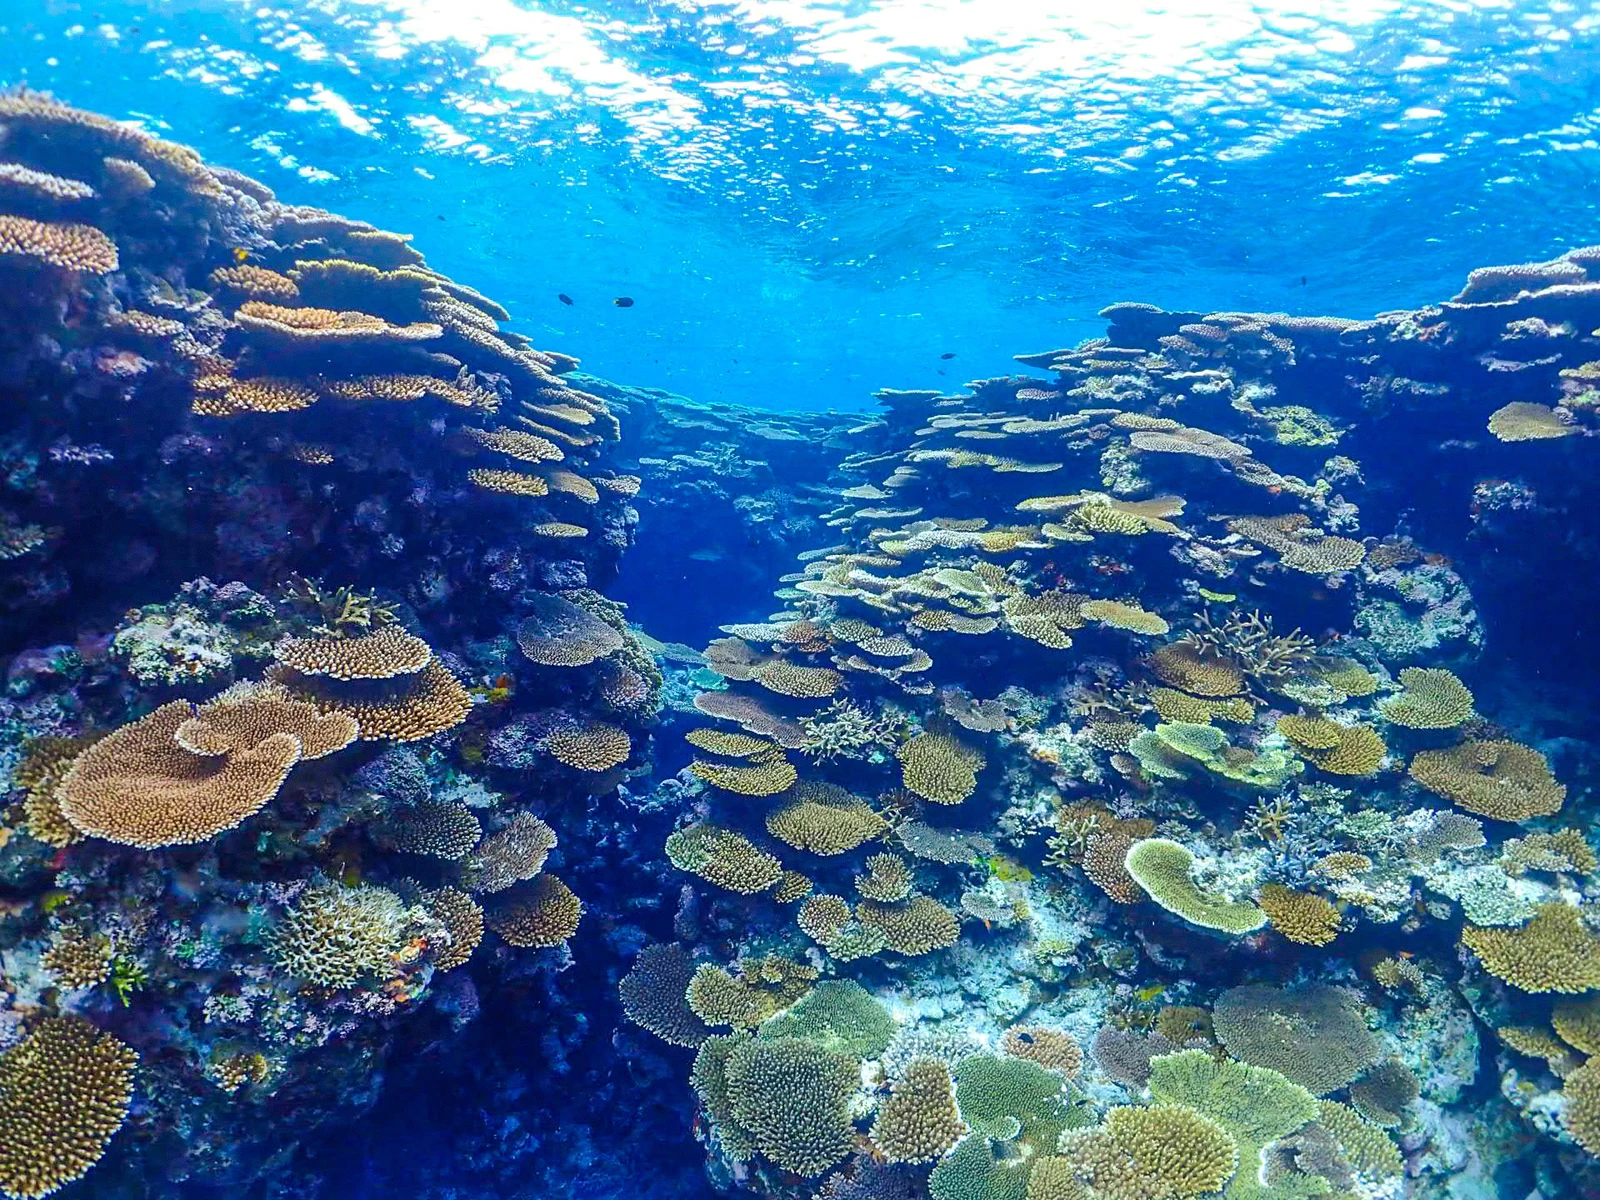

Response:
(2, 95), (1600, 1200)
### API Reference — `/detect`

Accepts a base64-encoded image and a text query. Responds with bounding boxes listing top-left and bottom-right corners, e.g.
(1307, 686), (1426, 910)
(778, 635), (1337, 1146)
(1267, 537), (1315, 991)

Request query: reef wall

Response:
(621, 247), (1600, 1200)
(0, 95), (663, 1197)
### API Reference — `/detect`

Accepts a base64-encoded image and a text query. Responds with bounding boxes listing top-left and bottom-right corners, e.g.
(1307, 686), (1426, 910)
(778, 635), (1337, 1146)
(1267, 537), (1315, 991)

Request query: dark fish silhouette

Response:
(614, 296), (634, 308)
(941, 352), (956, 359)
(558, 294), (573, 306)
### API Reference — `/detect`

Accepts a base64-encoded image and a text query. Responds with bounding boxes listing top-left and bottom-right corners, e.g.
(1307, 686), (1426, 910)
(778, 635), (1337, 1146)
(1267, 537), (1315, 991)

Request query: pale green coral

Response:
(1124, 839), (1266, 934)
(1128, 723), (1302, 791)
(759, 979), (894, 1058)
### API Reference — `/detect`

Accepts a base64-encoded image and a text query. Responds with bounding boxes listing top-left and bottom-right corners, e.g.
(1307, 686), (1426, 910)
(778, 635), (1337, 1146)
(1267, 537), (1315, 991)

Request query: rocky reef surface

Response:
(5, 93), (1600, 1200)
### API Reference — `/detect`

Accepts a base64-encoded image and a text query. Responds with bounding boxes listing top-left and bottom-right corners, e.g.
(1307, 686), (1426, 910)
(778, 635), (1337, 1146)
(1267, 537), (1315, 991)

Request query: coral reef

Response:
(0, 96), (655, 1197)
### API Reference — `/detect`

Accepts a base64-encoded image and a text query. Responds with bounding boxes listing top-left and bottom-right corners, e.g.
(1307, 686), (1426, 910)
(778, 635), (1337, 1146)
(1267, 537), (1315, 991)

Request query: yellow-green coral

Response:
(871, 1058), (966, 1163)
(1461, 903), (1600, 993)
(665, 823), (784, 894)
(723, 1037), (858, 1176)
(898, 733), (986, 804)
(1256, 884), (1341, 947)
(1409, 739), (1565, 823)
(1379, 667), (1474, 729)
(1124, 839), (1266, 934)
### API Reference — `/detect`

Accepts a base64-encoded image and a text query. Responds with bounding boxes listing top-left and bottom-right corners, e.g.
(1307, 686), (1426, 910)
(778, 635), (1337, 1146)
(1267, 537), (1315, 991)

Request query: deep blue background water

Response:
(4, 0), (1599, 410)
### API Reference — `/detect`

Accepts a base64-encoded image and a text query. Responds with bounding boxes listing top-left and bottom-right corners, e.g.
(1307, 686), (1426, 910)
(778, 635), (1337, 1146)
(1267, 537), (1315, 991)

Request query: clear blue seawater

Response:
(3, 0), (1597, 409)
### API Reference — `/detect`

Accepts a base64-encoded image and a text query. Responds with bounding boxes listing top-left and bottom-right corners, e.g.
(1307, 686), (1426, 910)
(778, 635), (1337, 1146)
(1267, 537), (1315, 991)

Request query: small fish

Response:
(231, 247), (249, 264)
(613, 296), (634, 308)
(1135, 982), (1167, 1003)
(1300, 275), (1308, 286)
(940, 352), (956, 359)
(558, 293), (573, 306)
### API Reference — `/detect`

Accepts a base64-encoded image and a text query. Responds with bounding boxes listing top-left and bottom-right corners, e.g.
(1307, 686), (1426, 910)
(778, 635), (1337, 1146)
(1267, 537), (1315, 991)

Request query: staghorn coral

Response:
(871, 1058), (966, 1164)
(1487, 401), (1574, 441)
(485, 874), (583, 947)
(690, 751), (798, 797)
(274, 624), (431, 682)
(855, 851), (914, 902)
(1148, 643), (1245, 698)
(723, 1037), (858, 1177)
(772, 870), (814, 903)
(1461, 902), (1600, 993)
(666, 823), (784, 894)
(269, 882), (411, 988)
(1212, 984), (1379, 1096)
(752, 660), (843, 699)
(1379, 667), (1474, 729)
(760, 978), (891, 1057)
(1082, 599), (1171, 636)
(1503, 828), (1598, 875)
(1082, 831), (1144, 904)
(13, 736), (91, 849)
(1256, 884), (1341, 947)
(1554, 997), (1600, 1055)
(288, 659), (473, 742)
(619, 943), (709, 1048)
(898, 733), (985, 804)
(1348, 1059), (1419, 1128)
(176, 683), (359, 759)
(1409, 739), (1565, 823)
(543, 719), (632, 771)
(426, 887), (485, 971)
(687, 965), (781, 1029)
(58, 700), (301, 849)
(208, 264), (300, 301)
(0, 1018), (139, 1200)
(1124, 839), (1266, 934)
(1563, 1060), (1600, 1154)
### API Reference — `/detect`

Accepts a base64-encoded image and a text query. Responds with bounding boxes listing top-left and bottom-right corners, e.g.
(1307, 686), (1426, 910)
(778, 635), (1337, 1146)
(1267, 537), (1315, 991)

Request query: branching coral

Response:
(1256, 884), (1341, 947)
(1379, 667), (1474, 729)
(857, 894), (962, 955)
(269, 882), (411, 988)
(761, 979), (893, 1057)
(427, 887), (484, 972)
(515, 593), (625, 666)
(619, 944), (709, 1048)
(1002, 1026), (1082, 1077)
(466, 811), (557, 894)
(723, 1037), (859, 1177)
(0, 1018), (138, 1200)
(485, 874), (583, 947)
(767, 782), (889, 855)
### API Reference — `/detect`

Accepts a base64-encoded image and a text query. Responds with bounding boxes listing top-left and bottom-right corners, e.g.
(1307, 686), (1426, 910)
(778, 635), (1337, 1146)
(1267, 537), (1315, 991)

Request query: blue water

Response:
(4, 0), (1598, 409)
